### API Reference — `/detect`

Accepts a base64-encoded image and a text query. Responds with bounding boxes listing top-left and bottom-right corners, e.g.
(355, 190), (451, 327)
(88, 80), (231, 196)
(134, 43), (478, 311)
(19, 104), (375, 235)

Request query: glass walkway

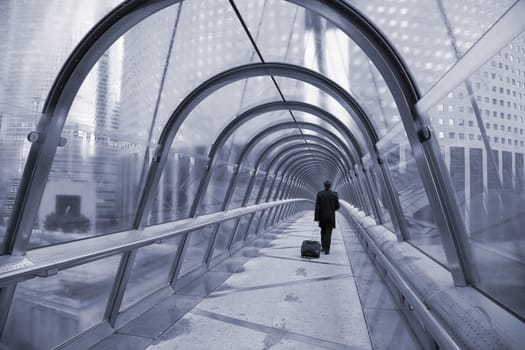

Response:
(94, 212), (420, 350)
(1, 0), (525, 349)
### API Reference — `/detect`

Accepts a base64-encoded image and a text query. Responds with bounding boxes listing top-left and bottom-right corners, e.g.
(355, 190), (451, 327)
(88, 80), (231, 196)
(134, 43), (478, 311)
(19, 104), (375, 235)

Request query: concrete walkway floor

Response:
(93, 212), (420, 350)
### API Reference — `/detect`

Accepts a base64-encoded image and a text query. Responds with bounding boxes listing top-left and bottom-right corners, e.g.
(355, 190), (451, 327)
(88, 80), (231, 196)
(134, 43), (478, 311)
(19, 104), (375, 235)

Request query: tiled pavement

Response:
(92, 212), (421, 350)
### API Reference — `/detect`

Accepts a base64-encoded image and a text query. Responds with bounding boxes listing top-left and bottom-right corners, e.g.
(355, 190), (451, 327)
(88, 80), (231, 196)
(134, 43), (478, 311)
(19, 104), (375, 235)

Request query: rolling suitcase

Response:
(301, 240), (321, 258)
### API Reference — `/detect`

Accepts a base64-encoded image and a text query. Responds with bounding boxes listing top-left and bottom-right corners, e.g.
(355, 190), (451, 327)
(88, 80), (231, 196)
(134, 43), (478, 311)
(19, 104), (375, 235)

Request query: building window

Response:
(449, 119), (454, 126)
(459, 133), (465, 140)
(439, 131), (445, 139)
(449, 132), (455, 139)
(469, 134), (474, 140)
(468, 121), (474, 127)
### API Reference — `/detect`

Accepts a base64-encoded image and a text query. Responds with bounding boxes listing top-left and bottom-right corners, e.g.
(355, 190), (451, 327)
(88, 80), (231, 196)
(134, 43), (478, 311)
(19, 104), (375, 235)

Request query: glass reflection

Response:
(0, 0), (121, 250)
(149, 152), (207, 225)
(120, 235), (182, 311)
(212, 219), (237, 259)
(1, 255), (120, 350)
(349, 0), (515, 93)
(197, 162), (235, 216)
(380, 126), (447, 264)
(427, 31), (525, 318)
(236, 0), (401, 137)
(229, 167), (253, 210)
(179, 225), (215, 276)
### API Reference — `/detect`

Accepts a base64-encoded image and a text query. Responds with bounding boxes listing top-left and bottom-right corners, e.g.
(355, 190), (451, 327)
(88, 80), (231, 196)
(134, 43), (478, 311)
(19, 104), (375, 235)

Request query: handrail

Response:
(0, 199), (308, 288)
(339, 201), (525, 349)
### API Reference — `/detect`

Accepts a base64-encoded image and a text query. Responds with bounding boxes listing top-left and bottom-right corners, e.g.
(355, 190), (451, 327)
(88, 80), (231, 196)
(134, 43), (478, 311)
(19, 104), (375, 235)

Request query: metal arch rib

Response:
(222, 134), (351, 211)
(208, 100), (365, 163)
(234, 121), (352, 169)
(276, 155), (343, 189)
(254, 134), (353, 174)
(7, 0), (419, 253)
(189, 121), (353, 214)
(135, 62), (379, 227)
(267, 146), (348, 180)
(269, 157), (341, 200)
(156, 62), (379, 150)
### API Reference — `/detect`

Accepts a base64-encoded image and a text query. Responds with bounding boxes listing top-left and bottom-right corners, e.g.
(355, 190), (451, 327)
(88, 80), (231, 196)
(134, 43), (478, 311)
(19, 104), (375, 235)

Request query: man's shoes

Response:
(325, 250), (330, 255)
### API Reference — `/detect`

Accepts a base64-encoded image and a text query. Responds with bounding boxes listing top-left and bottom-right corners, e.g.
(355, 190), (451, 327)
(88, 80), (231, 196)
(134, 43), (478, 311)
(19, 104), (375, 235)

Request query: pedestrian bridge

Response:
(1, 1), (525, 349)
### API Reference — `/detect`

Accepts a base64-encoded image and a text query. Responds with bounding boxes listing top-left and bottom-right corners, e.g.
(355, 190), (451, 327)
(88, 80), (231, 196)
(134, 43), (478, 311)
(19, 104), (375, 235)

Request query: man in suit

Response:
(314, 180), (340, 255)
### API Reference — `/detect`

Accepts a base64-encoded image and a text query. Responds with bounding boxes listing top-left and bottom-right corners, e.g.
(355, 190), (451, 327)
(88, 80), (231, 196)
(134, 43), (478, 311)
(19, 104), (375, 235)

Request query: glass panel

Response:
(426, 32), (525, 318)
(120, 235), (182, 311)
(276, 77), (368, 150)
(197, 162), (235, 216)
(149, 153), (207, 225)
(231, 215), (250, 245)
(212, 219), (237, 259)
(147, 0), (261, 145)
(229, 167), (252, 210)
(30, 5), (190, 247)
(217, 110), (291, 163)
(236, 1), (400, 137)
(246, 172), (266, 206)
(1, 255), (120, 350)
(179, 225), (215, 277)
(293, 111), (354, 151)
(368, 165), (394, 231)
(0, 0), (121, 249)
(0, 1), (120, 113)
(0, 107), (37, 247)
(349, 0), (515, 93)
(259, 175), (275, 201)
(380, 128), (446, 264)
(247, 211), (264, 239)
(245, 130), (302, 169)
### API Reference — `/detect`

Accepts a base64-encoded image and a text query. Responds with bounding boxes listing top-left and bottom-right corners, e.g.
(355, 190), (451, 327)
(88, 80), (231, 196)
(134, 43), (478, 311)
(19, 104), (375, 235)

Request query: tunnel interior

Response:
(1, 0), (525, 349)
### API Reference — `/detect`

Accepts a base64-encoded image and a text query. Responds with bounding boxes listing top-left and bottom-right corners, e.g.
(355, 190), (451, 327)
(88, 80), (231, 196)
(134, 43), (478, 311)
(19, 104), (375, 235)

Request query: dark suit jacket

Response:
(314, 189), (340, 228)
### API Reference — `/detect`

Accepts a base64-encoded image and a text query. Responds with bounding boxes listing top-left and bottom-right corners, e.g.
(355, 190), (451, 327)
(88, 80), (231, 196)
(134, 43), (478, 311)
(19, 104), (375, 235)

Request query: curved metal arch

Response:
(289, 161), (341, 189)
(255, 134), (355, 173)
(155, 62), (378, 155)
(190, 120), (354, 215)
(234, 121), (352, 170)
(271, 155), (342, 200)
(268, 145), (347, 181)
(225, 134), (351, 210)
(236, 144), (347, 211)
(287, 0), (474, 284)
(6, 0), (425, 256)
(291, 165), (337, 190)
(257, 158), (335, 231)
(208, 100), (365, 162)
(244, 146), (347, 207)
(139, 62), (380, 226)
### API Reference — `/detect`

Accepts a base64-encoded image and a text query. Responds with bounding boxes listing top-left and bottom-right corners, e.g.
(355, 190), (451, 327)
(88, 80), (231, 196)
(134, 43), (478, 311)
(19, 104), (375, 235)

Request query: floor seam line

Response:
(209, 273), (353, 297)
(190, 308), (362, 350)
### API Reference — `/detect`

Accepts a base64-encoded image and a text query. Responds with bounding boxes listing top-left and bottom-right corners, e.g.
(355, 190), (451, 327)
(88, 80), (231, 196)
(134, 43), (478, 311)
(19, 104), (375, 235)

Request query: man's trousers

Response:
(320, 225), (333, 253)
